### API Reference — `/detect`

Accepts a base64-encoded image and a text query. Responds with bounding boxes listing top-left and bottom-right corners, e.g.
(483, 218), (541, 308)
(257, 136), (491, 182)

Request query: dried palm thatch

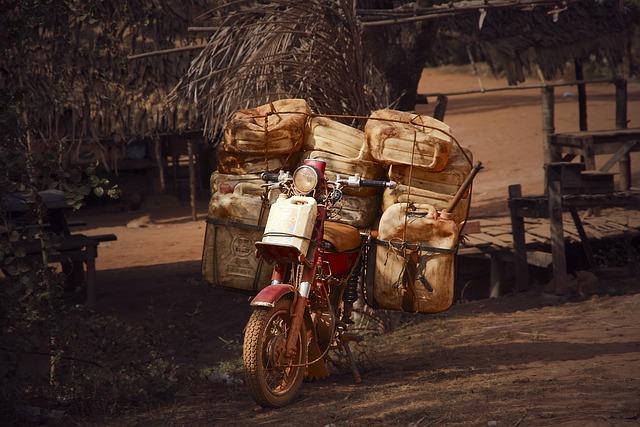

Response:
(173, 0), (391, 141)
(0, 0), (210, 147)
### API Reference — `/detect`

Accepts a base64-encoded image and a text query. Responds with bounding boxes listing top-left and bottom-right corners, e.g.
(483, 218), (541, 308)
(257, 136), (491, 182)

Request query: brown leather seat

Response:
(323, 221), (361, 252)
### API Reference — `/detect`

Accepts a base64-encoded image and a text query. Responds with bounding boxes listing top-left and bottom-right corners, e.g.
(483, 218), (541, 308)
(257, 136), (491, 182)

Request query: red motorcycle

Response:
(243, 158), (395, 407)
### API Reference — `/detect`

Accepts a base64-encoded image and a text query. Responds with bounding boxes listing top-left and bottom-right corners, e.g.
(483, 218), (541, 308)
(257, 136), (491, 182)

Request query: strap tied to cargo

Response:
(262, 231), (312, 242)
(206, 216), (265, 232)
(374, 237), (456, 255)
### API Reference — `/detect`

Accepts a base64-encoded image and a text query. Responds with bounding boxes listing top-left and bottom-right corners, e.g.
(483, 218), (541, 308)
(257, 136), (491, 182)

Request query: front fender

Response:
(250, 284), (295, 308)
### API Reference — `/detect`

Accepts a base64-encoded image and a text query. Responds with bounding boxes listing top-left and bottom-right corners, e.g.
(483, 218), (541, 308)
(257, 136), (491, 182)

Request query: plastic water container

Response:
(304, 116), (371, 159)
(217, 150), (300, 175)
(365, 109), (453, 171)
(388, 145), (473, 196)
(222, 98), (310, 155)
(262, 195), (318, 255)
(373, 203), (458, 313)
(202, 171), (280, 293)
(333, 194), (380, 229)
(382, 185), (469, 225)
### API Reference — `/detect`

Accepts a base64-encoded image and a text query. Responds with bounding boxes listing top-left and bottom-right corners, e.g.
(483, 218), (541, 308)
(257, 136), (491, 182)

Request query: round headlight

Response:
(293, 165), (319, 194)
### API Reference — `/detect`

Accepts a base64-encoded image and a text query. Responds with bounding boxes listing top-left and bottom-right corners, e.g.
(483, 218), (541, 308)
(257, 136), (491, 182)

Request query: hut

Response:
(0, 1), (217, 216)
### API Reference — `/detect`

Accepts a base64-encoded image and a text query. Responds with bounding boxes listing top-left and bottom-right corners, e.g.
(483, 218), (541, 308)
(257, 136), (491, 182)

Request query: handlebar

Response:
(260, 172), (280, 182)
(361, 179), (397, 189)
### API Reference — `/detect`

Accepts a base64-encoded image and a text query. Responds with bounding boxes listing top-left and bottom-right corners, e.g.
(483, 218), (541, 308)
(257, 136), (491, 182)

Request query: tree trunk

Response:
(363, 21), (436, 110)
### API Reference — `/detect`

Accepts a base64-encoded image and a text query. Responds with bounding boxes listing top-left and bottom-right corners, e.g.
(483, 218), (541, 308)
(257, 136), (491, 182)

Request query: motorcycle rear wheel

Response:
(243, 298), (307, 407)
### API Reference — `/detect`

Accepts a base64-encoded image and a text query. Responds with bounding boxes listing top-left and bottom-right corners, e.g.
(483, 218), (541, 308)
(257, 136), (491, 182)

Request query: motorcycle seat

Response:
(323, 221), (361, 252)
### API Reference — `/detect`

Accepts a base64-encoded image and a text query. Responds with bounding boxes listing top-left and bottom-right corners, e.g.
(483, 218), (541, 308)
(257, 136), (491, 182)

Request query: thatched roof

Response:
(1, 0), (636, 145)
(359, 0), (637, 84)
(0, 1), (212, 143)
(172, 0), (391, 140)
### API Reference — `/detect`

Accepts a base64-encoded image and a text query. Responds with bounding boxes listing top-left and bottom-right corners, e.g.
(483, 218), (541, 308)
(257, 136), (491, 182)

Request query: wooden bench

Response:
(550, 128), (640, 190)
(17, 233), (117, 310)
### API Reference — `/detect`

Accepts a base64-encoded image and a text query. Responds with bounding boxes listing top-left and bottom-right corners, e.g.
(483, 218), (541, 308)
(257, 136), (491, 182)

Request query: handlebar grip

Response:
(260, 172), (280, 182)
(360, 179), (396, 189)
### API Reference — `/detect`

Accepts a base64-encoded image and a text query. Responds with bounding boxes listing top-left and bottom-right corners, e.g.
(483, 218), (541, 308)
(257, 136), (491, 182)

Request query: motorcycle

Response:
(242, 158), (395, 407)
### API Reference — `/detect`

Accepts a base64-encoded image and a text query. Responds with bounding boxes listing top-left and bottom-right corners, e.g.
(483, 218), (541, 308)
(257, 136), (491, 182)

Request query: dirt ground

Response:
(69, 67), (640, 425)
(87, 288), (640, 427)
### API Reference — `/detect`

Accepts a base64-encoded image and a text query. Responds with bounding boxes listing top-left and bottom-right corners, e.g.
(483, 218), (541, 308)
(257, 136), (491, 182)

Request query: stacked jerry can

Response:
(203, 102), (474, 315)
(303, 117), (385, 229)
(202, 99), (309, 292)
(364, 109), (472, 314)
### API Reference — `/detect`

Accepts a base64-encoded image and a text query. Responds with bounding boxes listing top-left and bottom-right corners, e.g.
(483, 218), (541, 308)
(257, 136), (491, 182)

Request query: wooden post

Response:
(433, 95), (448, 121)
(508, 185), (529, 291)
(541, 86), (557, 192)
(85, 245), (97, 311)
(547, 164), (568, 290)
(574, 59), (587, 132)
(187, 139), (197, 221)
(569, 207), (596, 270)
(489, 253), (502, 298)
(615, 79), (630, 190)
(154, 135), (166, 192)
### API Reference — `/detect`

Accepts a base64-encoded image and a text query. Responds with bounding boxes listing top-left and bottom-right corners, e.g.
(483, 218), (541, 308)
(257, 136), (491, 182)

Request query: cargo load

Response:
(217, 150), (300, 175)
(388, 146), (473, 196)
(303, 150), (386, 197)
(304, 116), (371, 159)
(222, 98), (311, 156)
(329, 193), (379, 229)
(382, 185), (469, 225)
(202, 172), (275, 293)
(370, 203), (458, 313)
(365, 109), (452, 171)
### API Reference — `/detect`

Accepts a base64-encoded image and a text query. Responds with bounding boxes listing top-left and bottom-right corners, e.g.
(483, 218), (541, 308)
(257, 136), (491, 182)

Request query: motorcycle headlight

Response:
(293, 165), (319, 194)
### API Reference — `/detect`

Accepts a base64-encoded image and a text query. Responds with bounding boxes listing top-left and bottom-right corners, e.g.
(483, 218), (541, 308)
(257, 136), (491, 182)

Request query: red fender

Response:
(250, 284), (295, 308)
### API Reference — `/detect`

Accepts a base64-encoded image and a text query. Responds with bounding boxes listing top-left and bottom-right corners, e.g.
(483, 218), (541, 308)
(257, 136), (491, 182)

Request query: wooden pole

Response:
(489, 253), (502, 298)
(508, 185), (529, 291)
(615, 79), (630, 190)
(569, 207), (597, 270)
(547, 164), (568, 291)
(187, 140), (197, 221)
(433, 95), (448, 121)
(574, 59), (587, 132)
(541, 86), (557, 192)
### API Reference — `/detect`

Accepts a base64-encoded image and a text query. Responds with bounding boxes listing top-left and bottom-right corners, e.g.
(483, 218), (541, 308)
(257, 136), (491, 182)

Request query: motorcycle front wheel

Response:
(243, 298), (308, 407)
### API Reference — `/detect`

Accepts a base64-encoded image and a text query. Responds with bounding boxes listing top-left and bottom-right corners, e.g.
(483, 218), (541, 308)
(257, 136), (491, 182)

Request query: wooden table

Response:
(550, 128), (640, 190)
(1, 190), (116, 310)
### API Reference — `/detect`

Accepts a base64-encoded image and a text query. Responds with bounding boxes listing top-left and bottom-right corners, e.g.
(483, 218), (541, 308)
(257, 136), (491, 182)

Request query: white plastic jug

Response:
(262, 195), (318, 255)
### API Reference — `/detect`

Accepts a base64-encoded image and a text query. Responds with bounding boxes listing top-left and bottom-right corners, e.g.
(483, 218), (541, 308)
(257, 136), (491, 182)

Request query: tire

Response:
(243, 298), (308, 407)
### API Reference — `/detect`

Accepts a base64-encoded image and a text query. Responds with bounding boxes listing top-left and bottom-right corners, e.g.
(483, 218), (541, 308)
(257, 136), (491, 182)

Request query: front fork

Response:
(285, 279), (311, 358)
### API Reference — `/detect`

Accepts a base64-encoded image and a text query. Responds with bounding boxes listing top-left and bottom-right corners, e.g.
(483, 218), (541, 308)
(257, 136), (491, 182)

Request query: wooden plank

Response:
(600, 141), (637, 173)
(470, 233), (511, 248)
(547, 164), (569, 289)
(570, 207), (597, 270)
(509, 184), (529, 291)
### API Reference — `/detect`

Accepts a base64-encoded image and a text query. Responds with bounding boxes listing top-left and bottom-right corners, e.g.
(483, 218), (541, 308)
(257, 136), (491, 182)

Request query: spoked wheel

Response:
(243, 298), (308, 407)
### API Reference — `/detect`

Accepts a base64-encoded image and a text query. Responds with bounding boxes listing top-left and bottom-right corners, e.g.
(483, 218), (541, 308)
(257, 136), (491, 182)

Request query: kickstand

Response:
(340, 340), (362, 384)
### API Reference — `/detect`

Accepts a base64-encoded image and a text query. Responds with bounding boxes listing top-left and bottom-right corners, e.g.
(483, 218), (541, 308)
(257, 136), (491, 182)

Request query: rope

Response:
(244, 110), (473, 168)
(236, 108), (476, 250)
